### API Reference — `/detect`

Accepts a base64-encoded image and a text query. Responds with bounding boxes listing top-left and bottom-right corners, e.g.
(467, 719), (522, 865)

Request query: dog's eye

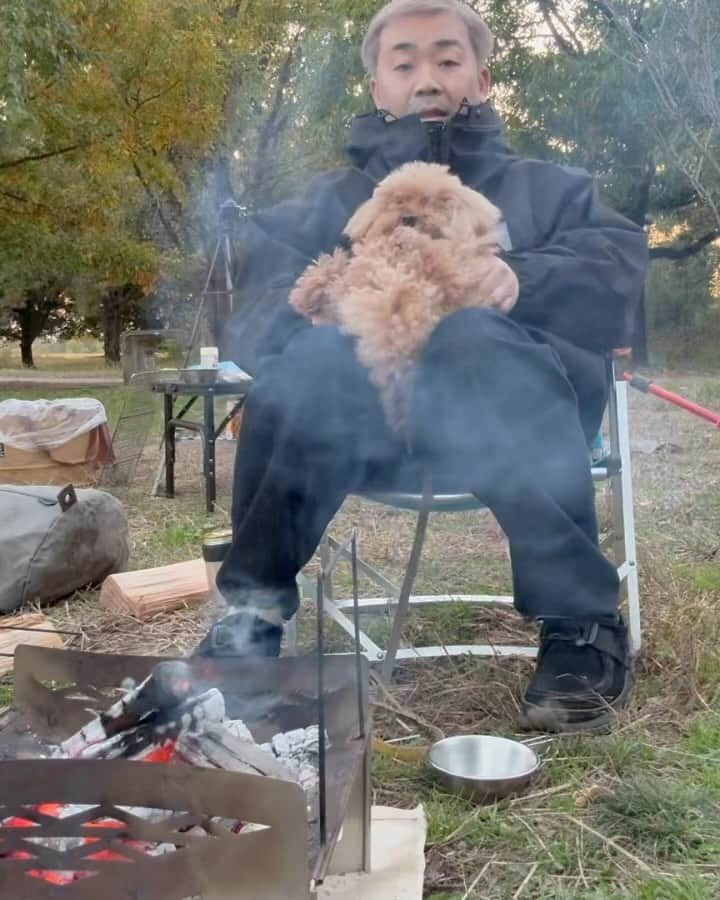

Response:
(401, 216), (419, 227)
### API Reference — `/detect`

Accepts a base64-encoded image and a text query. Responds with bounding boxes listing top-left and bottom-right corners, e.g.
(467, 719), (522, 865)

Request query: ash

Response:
(0, 675), (326, 866)
(223, 718), (321, 796)
(260, 726), (321, 796)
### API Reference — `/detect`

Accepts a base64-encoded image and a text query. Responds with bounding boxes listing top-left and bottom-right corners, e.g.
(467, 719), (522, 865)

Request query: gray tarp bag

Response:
(0, 484), (129, 613)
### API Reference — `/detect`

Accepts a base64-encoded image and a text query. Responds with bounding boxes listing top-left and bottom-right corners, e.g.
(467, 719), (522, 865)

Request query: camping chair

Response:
(303, 354), (639, 681)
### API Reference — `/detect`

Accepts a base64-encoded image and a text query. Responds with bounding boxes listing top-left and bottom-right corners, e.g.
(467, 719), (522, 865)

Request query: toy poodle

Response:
(289, 161), (501, 430)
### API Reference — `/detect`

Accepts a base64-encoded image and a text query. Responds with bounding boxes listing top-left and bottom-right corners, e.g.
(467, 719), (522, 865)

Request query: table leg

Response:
(164, 393), (175, 499)
(215, 397), (246, 440)
(204, 392), (216, 513)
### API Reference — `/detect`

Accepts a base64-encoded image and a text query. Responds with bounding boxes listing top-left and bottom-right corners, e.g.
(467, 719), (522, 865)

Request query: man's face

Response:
(369, 11), (490, 121)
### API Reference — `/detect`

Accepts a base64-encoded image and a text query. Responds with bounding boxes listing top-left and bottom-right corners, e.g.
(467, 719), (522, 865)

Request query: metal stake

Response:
(316, 574), (328, 848)
(351, 530), (366, 740)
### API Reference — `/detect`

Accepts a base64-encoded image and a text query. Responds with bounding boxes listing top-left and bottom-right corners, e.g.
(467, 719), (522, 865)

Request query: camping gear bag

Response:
(0, 484), (129, 613)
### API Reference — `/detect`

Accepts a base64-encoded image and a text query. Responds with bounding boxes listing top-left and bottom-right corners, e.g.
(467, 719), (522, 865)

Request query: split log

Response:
(100, 559), (208, 620)
(0, 613), (64, 675)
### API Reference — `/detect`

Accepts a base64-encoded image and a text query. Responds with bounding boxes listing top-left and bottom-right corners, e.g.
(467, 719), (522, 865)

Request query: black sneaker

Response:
(192, 609), (283, 658)
(521, 619), (632, 732)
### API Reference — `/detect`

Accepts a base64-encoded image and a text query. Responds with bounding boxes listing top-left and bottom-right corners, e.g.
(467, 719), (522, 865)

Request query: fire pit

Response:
(0, 645), (371, 899)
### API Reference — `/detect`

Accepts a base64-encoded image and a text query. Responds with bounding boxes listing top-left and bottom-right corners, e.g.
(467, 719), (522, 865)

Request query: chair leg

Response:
(610, 472), (627, 599)
(319, 534), (335, 604)
(614, 380), (641, 655)
(381, 508), (430, 682)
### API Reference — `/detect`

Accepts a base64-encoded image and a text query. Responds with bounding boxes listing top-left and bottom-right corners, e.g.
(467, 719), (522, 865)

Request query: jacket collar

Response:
(345, 101), (508, 182)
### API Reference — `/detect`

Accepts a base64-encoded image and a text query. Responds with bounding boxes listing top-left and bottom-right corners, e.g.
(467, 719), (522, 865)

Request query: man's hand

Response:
(478, 256), (520, 314)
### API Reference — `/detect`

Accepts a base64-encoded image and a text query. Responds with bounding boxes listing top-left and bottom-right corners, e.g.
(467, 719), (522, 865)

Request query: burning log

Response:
(55, 660), (320, 796)
(99, 559), (208, 619)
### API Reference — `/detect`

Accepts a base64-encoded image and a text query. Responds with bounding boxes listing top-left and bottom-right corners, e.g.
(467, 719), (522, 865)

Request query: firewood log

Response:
(0, 613), (64, 676)
(100, 559), (208, 620)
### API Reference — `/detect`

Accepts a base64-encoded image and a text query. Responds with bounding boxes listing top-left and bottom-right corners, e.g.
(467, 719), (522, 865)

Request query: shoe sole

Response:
(519, 669), (635, 735)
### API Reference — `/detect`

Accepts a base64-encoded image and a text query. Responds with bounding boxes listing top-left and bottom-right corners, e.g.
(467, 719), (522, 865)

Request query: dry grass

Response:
(5, 372), (720, 896)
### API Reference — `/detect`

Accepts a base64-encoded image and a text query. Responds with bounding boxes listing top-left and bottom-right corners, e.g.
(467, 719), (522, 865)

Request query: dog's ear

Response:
(455, 187), (501, 240)
(344, 194), (382, 242)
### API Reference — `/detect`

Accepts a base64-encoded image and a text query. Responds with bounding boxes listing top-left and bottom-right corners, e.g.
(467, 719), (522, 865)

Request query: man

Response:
(195, 0), (648, 732)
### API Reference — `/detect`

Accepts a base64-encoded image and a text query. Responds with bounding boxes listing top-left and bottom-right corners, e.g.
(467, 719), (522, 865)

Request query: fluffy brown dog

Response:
(289, 161), (501, 429)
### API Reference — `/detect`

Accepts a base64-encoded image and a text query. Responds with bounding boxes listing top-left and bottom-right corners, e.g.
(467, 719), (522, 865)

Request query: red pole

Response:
(623, 372), (720, 428)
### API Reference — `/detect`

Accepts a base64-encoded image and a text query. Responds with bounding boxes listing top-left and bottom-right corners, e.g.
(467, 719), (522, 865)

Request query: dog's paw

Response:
(289, 248), (349, 324)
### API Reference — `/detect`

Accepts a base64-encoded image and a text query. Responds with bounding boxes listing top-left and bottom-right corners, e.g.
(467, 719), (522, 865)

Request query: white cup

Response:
(200, 346), (219, 368)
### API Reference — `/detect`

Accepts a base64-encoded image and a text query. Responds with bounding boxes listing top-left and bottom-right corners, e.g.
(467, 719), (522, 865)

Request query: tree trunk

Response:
(102, 289), (123, 365)
(622, 161), (655, 366)
(15, 297), (43, 368)
(632, 288), (649, 365)
(10, 287), (62, 368)
(20, 330), (35, 368)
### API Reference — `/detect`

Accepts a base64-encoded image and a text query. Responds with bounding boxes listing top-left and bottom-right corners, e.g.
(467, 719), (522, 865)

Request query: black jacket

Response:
(225, 103), (648, 429)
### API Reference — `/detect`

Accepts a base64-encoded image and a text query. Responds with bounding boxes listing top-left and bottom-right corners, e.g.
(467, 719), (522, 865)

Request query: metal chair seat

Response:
(360, 459), (618, 513)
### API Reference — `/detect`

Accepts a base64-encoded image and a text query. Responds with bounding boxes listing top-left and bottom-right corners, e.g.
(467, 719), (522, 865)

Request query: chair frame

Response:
(307, 357), (640, 680)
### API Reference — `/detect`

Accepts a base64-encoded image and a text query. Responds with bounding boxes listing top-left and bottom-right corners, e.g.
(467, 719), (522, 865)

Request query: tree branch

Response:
(585, 0), (619, 27)
(246, 44), (299, 204)
(0, 142), (88, 170)
(131, 159), (183, 248)
(134, 79), (184, 111)
(0, 189), (28, 203)
(650, 229), (720, 260)
(535, 0), (585, 56)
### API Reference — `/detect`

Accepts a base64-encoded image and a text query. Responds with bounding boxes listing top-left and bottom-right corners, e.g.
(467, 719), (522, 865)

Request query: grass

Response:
(0, 676), (13, 708)
(596, 775), (720, 862)
(697, 387), (720, 411)
(0, 339), (114, 379)
(2, 358), (720, 896)
(674, 563), (720, 594)
(371, 717), (720, 896)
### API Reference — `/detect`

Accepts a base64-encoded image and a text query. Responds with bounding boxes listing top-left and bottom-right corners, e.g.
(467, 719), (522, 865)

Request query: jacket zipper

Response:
(426, 122), (450, 165)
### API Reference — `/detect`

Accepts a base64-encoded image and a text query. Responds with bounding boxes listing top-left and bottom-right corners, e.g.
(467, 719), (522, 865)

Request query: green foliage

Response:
(647, 238), (720, 367)
(2, 0), (720, 361)
(0, 0), (80, 151)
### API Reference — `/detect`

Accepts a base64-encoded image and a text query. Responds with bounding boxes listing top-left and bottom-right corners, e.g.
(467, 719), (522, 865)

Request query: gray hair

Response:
(361, 0), (495, 76)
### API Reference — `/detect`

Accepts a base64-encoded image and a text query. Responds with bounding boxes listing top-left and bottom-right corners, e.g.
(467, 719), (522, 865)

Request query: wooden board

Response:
(100, 559), (209, 620)
(0, 613), (65, 676)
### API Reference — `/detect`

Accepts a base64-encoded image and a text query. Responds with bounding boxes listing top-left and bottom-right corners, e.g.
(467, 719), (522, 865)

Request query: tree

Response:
(592, 0), (720, 240)
(0, 0), (80, 157)
(580, 0), (720, 358)
(3, 0), (716, 367)
(468, 0), (720, 360)
(0, 0), (248, 360)
(0, 285), (80, 368)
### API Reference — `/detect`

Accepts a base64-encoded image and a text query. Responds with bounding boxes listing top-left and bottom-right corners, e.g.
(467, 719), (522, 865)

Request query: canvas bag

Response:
(0, 484), (129, 613)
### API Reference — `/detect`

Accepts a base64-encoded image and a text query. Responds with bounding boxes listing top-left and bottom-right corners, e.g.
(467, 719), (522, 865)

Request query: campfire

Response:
(0, 645), (371, 899)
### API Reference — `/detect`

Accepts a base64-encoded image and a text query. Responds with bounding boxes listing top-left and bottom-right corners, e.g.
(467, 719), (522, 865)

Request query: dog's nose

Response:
(401, 216), (419, 227)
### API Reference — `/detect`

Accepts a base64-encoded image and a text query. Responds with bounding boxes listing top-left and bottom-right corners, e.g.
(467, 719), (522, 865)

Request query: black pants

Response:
(217, 309), (619, 622)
